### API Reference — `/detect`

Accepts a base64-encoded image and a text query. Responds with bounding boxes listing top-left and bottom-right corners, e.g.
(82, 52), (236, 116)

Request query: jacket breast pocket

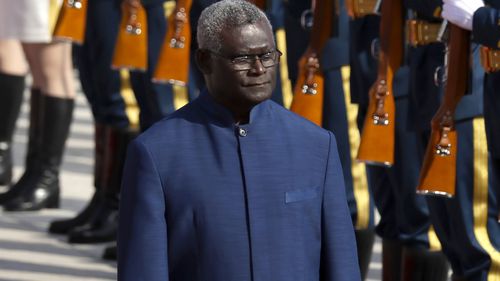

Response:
(285, 187), (320, 204)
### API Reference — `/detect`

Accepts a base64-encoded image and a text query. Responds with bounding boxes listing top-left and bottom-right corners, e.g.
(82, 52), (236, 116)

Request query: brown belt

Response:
(346, 0), (378, 18)
(406, 20), (441, 46)
(480, 47), (500, 73)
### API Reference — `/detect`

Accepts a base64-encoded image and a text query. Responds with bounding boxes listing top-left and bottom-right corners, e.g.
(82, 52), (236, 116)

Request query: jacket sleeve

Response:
(118, 139), (169, 281)
(320, 132), (361, 281)
(473, 7), (500, 49)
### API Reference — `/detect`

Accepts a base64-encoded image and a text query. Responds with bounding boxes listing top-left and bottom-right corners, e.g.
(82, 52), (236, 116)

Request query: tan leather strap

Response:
(407, 20), (442, 46)
(346, 0), (378, 18)
(480, 46), (500, 73)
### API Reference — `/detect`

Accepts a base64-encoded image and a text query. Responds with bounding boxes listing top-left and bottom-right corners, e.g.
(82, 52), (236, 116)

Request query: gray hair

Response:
(197, 0), (273, 52)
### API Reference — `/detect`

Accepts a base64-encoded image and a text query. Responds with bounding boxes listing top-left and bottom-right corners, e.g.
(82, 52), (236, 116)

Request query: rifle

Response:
(153, 0), (193, 85)
(112, 1), (148, 71)
(356, 0), (403, 166)
(289, 0), (334, 126)
(417, 24), (470, 197)
(53, 0), (88, 44)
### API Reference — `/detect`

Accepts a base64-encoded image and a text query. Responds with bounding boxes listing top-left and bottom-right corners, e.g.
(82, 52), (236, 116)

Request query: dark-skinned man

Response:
(117, 1), (360, 280)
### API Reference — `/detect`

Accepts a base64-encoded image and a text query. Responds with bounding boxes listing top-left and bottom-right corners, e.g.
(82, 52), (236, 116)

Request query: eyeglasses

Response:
(209, 49), (282, 71)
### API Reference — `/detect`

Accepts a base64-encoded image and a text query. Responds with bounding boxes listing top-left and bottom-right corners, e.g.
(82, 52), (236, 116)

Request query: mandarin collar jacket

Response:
(117, 91), (361, 281)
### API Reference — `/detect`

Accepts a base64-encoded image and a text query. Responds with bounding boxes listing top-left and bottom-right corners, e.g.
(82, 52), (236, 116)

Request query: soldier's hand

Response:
(442, 0), (484, 31)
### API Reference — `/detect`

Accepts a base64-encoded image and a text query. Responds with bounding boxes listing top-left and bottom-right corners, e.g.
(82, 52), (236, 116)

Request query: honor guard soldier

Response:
(349, 0), (449, 279)
(463, 0), (500, 227)
(285, 0), (375, 279)
(404, 0), (455, 278)
(417, 0), (500, 280)
(48, 0), (174, 256)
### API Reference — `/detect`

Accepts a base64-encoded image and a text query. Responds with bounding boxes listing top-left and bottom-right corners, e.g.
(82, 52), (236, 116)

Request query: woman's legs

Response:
(3, 41), (75, 211)
(0, 40), (27, 188)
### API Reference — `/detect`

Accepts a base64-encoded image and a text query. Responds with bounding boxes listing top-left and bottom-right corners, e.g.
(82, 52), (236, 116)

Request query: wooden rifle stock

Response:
(112, 1), (148, 71)
(357, 0), (403, 166)
(53, 0), (88, 44)
(290, 0), (334, 126)
(417, 24), (470, 197)
(153, 0), (193, 85)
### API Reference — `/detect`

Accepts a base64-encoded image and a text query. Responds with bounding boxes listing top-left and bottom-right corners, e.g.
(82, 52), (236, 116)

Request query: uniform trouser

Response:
(425, 119), (500, 280)
(78, 0), (173, 129)
(484, 72), (500, 215)
(323, 66), (374, 229)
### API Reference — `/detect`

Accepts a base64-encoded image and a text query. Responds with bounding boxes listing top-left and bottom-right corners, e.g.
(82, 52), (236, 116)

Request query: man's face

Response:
(205, 19), (277, 111)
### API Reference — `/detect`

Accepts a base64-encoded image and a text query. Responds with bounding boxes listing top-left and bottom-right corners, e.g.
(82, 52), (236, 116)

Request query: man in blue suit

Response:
(117, 0), (361, 280)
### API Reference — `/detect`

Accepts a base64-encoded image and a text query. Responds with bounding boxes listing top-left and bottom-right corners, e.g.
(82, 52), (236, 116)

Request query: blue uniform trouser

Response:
(323, 67), (374, 229)
(484, 68), (500, 223)
(79, 0), (173, 130)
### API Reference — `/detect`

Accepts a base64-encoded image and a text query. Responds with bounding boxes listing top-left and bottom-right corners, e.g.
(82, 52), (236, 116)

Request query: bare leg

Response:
(0, 40), (28, 75)
(22, 41), (75, 98)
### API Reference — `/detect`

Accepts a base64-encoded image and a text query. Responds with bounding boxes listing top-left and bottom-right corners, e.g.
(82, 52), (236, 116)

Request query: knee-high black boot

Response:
(0, 72), (25, 186)
(0, 89), (41, 204)
(4, 94), (74, 211)
(356, 229), (376, 280)
(383, 239), (403, 281)
(401, 246), (449, 281)
(102, 244), (117, 261)
(48, 123), (105, 234)
(68, 126), (137, 243)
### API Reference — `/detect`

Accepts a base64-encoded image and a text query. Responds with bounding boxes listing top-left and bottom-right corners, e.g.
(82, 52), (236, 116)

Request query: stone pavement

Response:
(0, 83), (383, 281)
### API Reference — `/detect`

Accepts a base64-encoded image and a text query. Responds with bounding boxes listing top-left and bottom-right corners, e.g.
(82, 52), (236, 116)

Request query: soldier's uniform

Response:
(473, 2), (500, 229)
(349, 0), (449, 279)
(285, 0), (375, 279)
(405, 1), (500, 280)
(48, 0), (175, 247)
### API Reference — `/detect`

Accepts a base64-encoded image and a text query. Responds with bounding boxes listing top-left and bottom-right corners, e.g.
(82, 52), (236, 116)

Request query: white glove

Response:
(442, 0), (484, 30)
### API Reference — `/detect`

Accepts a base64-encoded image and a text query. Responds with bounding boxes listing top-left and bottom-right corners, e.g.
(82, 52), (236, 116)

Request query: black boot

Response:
(102, 244), (117, 261)
(48, 123), (105, 234)
(48, 189), (101, 234)
(451, 275), (467, 281)
(0, 89), (42, 204)
(382, 239), (403, 281)
(401, 246), (449, 281)
(68, 126), (137, 244)
(0, 73), (25, 186)
(356, 228), (375, 280)
(4, 94), (74, 211)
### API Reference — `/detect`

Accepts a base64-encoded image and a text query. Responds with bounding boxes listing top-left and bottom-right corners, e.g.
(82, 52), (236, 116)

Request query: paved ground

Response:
(0, 83), (383, 280)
